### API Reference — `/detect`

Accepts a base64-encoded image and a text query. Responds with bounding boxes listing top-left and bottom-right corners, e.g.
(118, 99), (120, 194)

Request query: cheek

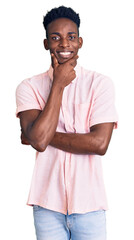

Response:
(72, 42), (80, 50)
(73, 46), (80, 54)
(48, 43), (57, 53)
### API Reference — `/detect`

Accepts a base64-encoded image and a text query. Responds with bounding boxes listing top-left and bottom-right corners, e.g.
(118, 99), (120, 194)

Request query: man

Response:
(16, 6), (118, 240)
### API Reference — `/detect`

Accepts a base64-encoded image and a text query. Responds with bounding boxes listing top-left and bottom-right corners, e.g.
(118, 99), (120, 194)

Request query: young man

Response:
(16, 6), (118, 240)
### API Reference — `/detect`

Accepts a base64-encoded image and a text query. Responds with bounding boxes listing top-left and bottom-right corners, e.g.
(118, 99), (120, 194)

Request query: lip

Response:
(57, 51), (74, 59)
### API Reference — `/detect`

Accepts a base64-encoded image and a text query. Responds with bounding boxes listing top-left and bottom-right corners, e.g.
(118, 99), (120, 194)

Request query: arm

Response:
(20, 130), (30, 145)
(19, 54), (78, 152)
(50, 122), (114, 155)
(19, 85), (63, 152)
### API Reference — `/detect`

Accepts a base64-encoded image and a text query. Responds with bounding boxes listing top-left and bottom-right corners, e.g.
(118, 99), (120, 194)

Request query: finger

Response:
(68, 55), (79, 67)
(72, 54), (79, 60)
(51, 53), (59, 69)
(69, 54), (79, 64)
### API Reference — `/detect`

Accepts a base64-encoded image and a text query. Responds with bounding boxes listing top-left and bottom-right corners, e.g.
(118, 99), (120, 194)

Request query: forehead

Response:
(47, 18), (78, 34)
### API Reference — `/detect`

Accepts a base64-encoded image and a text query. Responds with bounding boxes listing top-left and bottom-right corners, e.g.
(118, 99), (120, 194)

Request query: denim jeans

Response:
(33, 206), (106, 240)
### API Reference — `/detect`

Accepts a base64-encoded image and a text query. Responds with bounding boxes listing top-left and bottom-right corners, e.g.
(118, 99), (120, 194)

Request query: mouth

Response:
(57, 51), (73, 59)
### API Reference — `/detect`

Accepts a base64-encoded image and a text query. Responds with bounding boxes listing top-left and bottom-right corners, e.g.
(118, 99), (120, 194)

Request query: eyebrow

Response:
(68, 32), (77, 35)
(50, 32), (77, 35)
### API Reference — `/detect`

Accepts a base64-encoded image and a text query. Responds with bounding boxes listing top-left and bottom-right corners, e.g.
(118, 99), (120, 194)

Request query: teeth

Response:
(59, 52), (72, 56)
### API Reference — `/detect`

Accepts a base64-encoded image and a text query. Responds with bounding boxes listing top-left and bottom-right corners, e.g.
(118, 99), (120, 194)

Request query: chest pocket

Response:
(74, 102), (92, 133)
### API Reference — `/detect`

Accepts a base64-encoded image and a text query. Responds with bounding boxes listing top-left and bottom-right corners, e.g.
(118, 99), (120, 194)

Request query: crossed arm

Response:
(19, 54), (114, 155)
(49, 123), (114, 155)
(20, 108), (114, 155)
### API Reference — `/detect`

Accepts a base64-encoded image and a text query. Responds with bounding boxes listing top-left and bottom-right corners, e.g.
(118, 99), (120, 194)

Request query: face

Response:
(44, 18), (83, 64)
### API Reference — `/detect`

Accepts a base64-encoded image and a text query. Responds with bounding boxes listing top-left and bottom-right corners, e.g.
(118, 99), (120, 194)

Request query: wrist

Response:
(52, 80), (64, 93)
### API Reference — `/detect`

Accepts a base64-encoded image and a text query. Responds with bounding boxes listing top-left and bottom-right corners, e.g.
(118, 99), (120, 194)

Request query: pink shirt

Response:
(16, 64), (118, 215)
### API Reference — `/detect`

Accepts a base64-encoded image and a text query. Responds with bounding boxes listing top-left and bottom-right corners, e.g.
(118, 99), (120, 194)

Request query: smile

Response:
(57, 51), (73, 58)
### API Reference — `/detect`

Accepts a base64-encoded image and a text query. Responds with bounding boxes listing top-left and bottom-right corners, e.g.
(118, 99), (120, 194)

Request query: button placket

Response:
(65, 152), (71, 212)
(62, 85), (73, 213)
(62, 86), (75, 133)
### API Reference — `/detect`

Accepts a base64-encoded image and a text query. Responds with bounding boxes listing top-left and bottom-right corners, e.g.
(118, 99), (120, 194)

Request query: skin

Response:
(44, 18), (83, 64)
(19, 18), (114, 154)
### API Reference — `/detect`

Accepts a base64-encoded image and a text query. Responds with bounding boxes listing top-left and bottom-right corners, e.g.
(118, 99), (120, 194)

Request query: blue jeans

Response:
(33, 206), (106, 240)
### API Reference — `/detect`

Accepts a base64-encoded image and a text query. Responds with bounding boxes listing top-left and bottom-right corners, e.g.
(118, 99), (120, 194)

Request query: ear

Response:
(78, 37), (83, 49)
(44, 39), (49, 50)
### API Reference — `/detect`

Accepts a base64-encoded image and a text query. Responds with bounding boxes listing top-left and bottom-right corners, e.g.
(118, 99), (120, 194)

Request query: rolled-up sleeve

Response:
(16, 79), (42, 117)
(89, 76), (118, 128)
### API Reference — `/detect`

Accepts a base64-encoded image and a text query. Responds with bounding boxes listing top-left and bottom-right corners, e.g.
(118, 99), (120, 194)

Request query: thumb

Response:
(51, 53), (59, 69)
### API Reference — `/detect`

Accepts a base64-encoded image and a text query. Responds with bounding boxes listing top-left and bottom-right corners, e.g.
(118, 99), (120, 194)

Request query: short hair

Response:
(43, 6), (80, 38)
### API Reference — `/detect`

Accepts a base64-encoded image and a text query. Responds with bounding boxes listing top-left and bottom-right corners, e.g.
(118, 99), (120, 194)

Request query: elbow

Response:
(26, 128), (49, 152)
(98, 147), (107, 156)
(32, 142), (47, 152)
(31, 138), (48, 152)
(98, 142), (108, 156)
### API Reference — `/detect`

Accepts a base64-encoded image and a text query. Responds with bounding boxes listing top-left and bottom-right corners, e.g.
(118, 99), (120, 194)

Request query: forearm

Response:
(49, 131), (106, 155)
(22, 84), (63, 151)
(20, 54), (78, 152)
(50, 123), (114, 155)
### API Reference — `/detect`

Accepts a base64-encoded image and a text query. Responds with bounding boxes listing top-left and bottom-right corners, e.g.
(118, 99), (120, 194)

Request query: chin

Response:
(58, 57), (73, 64)
(58, 59), (68, 64)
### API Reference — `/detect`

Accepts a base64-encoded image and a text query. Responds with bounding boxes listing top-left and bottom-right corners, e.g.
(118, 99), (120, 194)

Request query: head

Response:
(43, 6), (83, 64)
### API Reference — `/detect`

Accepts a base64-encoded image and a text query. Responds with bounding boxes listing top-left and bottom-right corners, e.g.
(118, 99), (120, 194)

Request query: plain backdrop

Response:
(0, 0), (134, 239)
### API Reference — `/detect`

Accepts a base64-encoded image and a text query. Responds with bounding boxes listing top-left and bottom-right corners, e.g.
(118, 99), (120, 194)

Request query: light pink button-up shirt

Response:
(16, 64), (118, 215)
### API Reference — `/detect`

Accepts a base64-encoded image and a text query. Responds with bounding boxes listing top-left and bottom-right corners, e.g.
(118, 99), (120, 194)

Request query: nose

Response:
(59, 38), (70, 48)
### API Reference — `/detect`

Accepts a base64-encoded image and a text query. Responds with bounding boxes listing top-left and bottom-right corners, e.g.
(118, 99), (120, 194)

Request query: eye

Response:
(52, 36), (60, 41)
(68, 35), (76, 40)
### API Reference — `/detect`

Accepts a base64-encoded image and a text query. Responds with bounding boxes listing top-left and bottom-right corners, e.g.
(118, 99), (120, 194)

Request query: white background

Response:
(0, 0), (134, 239)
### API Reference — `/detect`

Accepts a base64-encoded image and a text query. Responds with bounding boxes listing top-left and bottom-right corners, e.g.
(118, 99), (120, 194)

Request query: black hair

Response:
(43, 6), (80, 38)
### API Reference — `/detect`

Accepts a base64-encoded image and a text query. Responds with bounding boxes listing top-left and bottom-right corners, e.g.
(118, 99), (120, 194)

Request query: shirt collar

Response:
(48, 63), (81, 84)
